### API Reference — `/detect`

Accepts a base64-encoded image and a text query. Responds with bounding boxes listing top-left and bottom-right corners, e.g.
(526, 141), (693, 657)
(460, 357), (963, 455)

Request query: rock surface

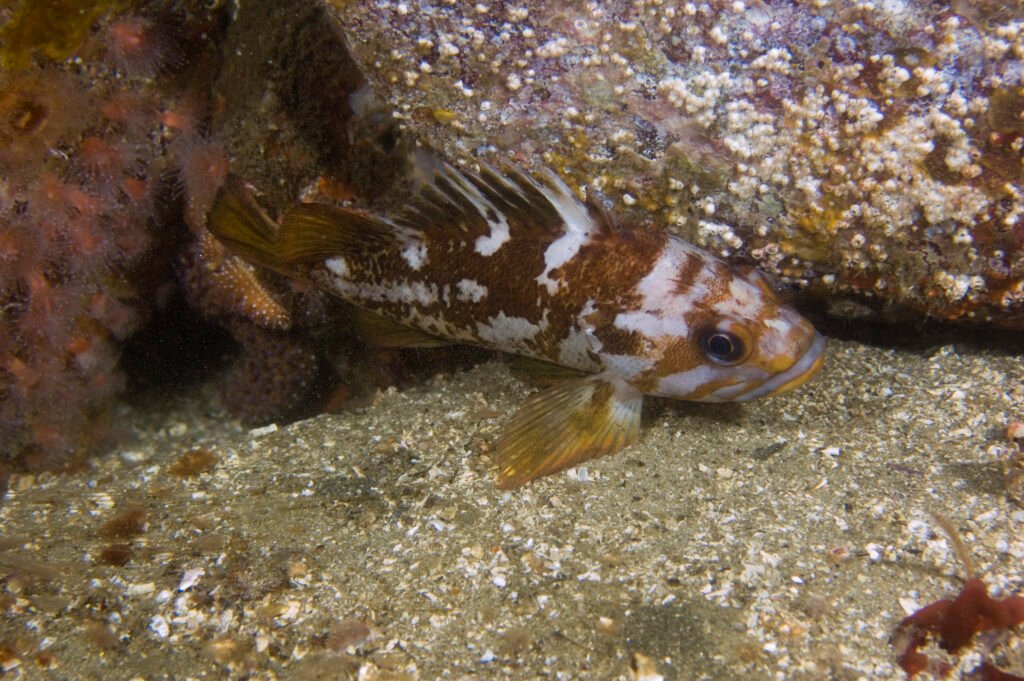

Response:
(327, 0), (1024, 326)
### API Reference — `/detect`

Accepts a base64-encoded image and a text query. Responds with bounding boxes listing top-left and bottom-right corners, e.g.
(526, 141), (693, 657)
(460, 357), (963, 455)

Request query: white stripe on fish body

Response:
(323, 257), (555, 356)
(557, 326), (602, 372)
(455, 278), (488, 303)
(536, 228), (590, 295)
(610, 239), (707, 340)
(474, 223), (510, 256)
(532, 170), (598, 294)
(598, 353), (656, 381)
(555, 299), (603, 372)
(401, 241), (429, 270)
(717, 277), (764, 321)
(655, 364), (758, 401)
(330, 275), (441, 308)
(475, 311), (549, 354)
(326, 256), (350, 278)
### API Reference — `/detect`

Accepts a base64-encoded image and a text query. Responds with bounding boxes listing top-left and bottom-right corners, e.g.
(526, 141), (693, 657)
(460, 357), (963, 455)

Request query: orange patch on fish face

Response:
(765, 350), (825, 396)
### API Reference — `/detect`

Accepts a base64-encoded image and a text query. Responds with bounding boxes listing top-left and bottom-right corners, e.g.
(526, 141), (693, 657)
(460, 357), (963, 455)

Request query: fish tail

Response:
(206, 175), (287, 273)
(208, 176), (400, 272)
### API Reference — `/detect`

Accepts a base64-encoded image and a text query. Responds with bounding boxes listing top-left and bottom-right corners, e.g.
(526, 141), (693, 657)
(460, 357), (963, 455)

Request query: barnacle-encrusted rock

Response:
(327, 0), (1024, 327)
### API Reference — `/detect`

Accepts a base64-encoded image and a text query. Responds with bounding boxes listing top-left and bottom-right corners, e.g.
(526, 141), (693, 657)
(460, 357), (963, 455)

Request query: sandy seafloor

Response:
(2, 338), (1023, 680)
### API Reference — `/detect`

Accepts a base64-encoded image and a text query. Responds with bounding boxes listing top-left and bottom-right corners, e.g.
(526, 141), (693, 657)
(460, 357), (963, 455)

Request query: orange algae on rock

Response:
(0, 0), (124, 70)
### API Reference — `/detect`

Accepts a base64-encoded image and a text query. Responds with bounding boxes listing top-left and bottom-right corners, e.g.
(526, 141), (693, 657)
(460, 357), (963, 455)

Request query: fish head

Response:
(643, 248), (825, 403)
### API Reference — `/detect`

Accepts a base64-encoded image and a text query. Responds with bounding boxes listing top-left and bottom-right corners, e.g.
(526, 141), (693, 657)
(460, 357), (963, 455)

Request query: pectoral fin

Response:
(496, 376), (643, 488)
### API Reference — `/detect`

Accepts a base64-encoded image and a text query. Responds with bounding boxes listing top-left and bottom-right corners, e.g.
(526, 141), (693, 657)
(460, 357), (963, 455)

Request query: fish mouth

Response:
(733, 331), (826, 402)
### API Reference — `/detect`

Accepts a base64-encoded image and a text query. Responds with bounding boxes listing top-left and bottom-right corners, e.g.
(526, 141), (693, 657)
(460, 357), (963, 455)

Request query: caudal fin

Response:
(206, 175), (286, 273)
(208, 175), (404, 274)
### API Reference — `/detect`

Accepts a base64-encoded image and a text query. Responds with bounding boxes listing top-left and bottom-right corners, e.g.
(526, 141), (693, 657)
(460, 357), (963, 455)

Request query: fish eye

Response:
(699, 326), (750, 365)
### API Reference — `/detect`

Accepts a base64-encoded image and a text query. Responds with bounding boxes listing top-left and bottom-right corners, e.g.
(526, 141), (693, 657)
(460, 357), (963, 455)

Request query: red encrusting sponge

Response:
(0, 9), (210, 481)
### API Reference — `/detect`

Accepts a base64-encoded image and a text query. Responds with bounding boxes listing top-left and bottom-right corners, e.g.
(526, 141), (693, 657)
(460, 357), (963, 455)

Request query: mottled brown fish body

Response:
(305, 220), (666, 370)
(208, 162), (824, 487)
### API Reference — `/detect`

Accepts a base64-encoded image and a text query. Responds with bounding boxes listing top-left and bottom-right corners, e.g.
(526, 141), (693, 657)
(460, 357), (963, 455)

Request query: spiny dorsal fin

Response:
(583, 186), (618, 235)
(207, 176), (404, 273)
(397, 160), (604, 242)
(211, 162), (612, 276)
(497, 376), (643, 488)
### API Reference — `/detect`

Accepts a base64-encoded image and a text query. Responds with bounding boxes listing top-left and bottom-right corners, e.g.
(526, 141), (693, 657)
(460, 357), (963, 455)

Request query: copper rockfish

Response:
(209, 162), (825, 488)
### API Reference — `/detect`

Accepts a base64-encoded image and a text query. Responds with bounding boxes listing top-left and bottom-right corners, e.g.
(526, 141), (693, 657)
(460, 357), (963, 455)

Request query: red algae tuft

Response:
(891, 514), (1024, 680)
(103, 15), (179, 79)
(175, 136), (230, 230)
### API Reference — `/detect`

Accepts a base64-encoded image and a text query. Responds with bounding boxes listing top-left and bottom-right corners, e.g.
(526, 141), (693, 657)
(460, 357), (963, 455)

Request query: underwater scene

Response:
(1, 0), (1023, 678)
